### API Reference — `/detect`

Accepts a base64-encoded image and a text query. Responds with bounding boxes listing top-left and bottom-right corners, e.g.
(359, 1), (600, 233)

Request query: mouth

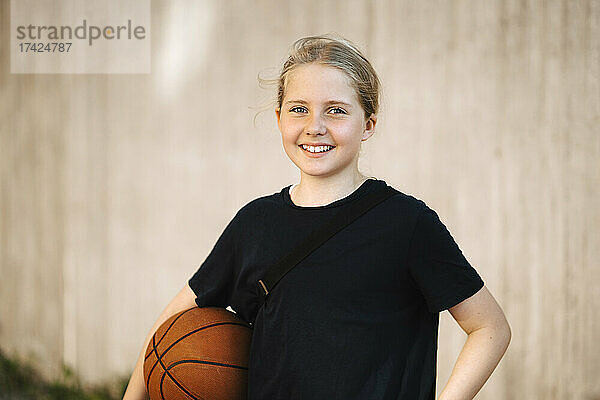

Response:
(298, 144), (336, 156)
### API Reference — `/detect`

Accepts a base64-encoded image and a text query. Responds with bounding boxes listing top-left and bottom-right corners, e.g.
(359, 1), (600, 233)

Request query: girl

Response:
(124, 34), (511, 400)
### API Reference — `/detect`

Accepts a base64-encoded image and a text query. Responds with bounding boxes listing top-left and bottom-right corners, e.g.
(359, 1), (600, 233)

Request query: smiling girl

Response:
(124, 34), (511, 400)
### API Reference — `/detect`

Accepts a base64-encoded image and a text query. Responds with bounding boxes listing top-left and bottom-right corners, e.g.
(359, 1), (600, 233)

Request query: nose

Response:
(305, 113), (326, 135)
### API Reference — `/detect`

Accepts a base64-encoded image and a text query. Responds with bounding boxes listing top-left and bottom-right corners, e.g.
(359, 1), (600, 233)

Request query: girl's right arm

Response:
(122, 283), (198, 400)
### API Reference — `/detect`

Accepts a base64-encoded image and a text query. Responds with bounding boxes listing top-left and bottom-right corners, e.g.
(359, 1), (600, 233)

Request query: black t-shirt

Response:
(188, 178), (484, 400)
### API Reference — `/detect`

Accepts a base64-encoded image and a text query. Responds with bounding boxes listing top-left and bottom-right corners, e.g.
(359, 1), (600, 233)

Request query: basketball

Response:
(143, 306), (253, 400)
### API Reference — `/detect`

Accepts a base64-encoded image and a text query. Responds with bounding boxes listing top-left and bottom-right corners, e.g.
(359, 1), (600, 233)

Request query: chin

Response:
(299, 165), (341, 177)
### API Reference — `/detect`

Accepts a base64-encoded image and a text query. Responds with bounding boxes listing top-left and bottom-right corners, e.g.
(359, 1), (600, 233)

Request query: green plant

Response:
(0, 348), (129, 400)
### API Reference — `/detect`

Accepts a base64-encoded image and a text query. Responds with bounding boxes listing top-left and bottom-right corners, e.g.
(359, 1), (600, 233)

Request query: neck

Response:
(290, 172), (371, 207)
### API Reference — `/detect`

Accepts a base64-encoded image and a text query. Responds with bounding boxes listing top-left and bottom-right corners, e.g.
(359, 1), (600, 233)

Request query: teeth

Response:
(301, 144), (334, 153)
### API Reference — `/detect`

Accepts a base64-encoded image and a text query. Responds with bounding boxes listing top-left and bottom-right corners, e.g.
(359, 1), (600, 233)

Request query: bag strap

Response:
(255, 184), (397, 306)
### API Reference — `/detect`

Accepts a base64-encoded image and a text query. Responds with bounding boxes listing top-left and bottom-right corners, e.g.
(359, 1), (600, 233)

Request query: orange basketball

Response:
(143, 306), (253, 400)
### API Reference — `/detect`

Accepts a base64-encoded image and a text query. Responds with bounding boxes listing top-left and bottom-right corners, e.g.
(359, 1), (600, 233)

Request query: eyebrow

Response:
(284, 99), (353, 107)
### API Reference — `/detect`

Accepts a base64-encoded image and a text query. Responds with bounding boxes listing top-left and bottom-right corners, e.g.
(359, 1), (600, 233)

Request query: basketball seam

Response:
(146, 331), (163, 397)
(160, 360), (246, 400)
(157, 345), (203, 400)
(161, 322), (251, 358)
(167, 359), (249, 371)
(147, 322), (249, 380)
(147, 321), (251, 399)
(159, 370), (204, 400)
(145, 307), (195, 362)
(145, 307), (206, 395)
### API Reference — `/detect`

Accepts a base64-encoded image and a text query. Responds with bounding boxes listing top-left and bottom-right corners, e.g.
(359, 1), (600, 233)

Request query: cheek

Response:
(280, 121), (302, 140)
(334, 122), (364, 145)
(281, 128), (300, 148)
(278, 115), (290, 129)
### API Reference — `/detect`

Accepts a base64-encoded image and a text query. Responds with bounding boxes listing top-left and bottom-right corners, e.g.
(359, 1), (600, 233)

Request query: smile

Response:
(299, 144), (335, 154)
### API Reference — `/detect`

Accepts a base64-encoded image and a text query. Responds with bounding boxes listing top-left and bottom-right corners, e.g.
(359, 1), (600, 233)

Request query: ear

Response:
(361, 114), (377, 141)
(275, 108), (281, 129)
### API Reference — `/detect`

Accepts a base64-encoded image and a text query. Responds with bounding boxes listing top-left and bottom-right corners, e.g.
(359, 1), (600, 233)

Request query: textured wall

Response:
(1, 1), (598, 399)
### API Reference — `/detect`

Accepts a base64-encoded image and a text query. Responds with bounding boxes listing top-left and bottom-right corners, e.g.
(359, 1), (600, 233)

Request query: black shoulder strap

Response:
(256, 184), (397, 306)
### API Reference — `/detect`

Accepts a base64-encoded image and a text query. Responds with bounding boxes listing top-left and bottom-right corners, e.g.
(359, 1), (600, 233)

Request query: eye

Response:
(290, 106), (307, 113)
(329, 107), (347, 115)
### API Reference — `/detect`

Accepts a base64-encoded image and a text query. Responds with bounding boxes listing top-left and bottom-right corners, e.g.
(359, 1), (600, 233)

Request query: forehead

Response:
(283, 63), (359, 105)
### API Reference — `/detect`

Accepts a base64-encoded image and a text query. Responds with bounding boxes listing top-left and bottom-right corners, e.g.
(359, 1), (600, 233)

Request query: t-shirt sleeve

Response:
(187, 212), (239, 309)
(407, 206), (484, 313)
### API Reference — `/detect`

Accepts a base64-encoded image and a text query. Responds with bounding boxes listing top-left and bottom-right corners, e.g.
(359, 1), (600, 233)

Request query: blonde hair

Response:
(258, 33), (381, 121)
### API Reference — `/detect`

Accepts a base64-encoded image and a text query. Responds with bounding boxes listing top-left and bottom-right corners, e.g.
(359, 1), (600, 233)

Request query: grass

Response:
(0, 348), (129, 400)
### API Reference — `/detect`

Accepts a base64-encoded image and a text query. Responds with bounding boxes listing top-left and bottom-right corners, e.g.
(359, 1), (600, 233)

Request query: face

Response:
(275, 63), (376, 180)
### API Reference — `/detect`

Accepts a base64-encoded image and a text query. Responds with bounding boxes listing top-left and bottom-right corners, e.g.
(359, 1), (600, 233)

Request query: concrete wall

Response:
(1, 1), (598, 399)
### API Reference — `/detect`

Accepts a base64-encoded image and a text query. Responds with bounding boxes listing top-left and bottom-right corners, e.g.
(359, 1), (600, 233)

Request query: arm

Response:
(122, 283), (198, 400)
(438, 285), (512, 400)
